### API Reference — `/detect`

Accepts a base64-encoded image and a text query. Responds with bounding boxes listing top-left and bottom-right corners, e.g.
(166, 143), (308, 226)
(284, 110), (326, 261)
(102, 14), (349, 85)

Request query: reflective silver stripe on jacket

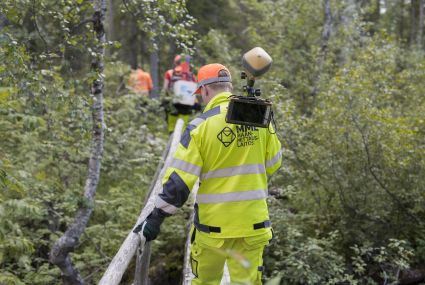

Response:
(155, 196), (179, 214)
(266, 150), (282, 168)
(170, 158), (201, 177)
(196, 189), (268, 204)
(201, 164), (265, 180)
(189, 117), (205, 127)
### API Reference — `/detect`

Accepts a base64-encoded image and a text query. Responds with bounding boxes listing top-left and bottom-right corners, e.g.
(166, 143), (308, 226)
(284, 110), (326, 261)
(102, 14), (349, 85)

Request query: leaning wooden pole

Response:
(134, 137), (172, 285)
(49, 1), (106, 284)
(99, 119), (184, 285)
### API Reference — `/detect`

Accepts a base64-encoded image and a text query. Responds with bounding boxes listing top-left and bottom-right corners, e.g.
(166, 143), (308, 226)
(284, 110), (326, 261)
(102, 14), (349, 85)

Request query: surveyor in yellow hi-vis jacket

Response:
(134, 63), (282, 285)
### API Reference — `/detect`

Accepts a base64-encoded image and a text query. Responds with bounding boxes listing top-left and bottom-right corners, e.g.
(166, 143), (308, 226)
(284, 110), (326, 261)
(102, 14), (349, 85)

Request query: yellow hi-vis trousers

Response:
(190, 229), (272, 285)
(167, 113), (191, 133)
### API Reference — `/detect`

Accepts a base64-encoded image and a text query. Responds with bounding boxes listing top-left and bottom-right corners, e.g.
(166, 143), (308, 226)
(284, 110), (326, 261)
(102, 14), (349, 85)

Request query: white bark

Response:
(49, 1), (106, 284)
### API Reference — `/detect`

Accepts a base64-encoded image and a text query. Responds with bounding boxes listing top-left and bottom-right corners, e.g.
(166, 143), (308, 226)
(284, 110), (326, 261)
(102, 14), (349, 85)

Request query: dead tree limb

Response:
(49, 1), (107, 284)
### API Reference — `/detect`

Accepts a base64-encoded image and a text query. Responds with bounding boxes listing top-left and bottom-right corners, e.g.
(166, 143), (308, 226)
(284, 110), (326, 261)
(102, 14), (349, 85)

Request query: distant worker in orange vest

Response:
(162, 55), (200, 133)
(128, 67), (153, 96)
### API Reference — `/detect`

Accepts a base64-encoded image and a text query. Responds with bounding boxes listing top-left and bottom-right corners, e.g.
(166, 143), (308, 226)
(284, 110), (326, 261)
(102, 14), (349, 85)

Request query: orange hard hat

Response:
(193, 63), (231, 94)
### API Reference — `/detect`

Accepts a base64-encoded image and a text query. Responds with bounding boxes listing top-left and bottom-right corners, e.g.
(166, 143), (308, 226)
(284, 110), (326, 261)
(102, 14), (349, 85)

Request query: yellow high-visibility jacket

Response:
(154, 91), (282, 238)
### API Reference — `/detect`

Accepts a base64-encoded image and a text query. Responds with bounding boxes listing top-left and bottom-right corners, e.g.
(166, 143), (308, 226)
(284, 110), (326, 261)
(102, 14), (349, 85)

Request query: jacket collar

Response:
(203, 91), (232, 113)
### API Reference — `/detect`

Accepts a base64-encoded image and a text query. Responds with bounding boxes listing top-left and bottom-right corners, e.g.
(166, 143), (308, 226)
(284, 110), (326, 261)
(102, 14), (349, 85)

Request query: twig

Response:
(122, 0), (140, 18)
(351, 115), (421, 224)
(32, 0), (48, 51)
(70, 18), (95, 34)
(82, 232), (109, 260)
(83, 266), (104, 282)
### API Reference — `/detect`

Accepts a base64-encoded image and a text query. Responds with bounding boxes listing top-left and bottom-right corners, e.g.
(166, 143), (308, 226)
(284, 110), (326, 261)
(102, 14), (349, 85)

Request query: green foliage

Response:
(267, 34), (425, 284)
(1, 0), (425, 284)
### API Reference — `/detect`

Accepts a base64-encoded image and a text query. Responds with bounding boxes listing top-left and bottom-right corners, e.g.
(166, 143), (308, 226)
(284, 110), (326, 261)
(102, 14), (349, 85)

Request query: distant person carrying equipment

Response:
(128, 67), (153, 96)
(161, 54), (200, 133)
(134, 48), (282, 285)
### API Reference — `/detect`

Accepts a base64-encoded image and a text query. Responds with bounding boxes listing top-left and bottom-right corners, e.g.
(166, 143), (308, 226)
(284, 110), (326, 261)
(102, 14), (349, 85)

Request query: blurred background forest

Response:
(1, 0), (425, 284)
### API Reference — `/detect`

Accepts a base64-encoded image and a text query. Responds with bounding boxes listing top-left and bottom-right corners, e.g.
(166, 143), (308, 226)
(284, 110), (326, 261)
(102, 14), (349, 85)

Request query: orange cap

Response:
(194, 63), (231, 94)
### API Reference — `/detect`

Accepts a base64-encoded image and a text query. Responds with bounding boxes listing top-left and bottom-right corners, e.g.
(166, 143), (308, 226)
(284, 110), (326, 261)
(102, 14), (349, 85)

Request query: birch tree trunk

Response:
(49, 0), (106, 284)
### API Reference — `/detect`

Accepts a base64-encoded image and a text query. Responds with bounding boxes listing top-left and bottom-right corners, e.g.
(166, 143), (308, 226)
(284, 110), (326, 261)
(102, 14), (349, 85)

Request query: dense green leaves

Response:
(1, 0), (425, 284)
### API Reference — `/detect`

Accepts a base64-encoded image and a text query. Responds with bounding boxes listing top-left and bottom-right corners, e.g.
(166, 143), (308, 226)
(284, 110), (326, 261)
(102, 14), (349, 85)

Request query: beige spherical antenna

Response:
(242, 47), (272, 79)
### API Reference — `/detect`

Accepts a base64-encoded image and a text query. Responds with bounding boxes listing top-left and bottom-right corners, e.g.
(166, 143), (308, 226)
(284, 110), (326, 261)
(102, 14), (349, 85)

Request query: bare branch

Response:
(70, 18), (95, 34)
(49, 0), (107, 283)
(32, 0), (48, 51)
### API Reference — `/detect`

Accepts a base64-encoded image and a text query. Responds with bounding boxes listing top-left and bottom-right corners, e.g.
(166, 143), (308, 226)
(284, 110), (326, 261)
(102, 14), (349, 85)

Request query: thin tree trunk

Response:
(49, 0), (106, 284)
(129, 21), (138, 69)
(340, 0), (357, 64)
(373, 0), (380, 23)
(310, 0), (333, 100)
(134, 244), (151, 285)
(418, 0), (424, 48)
(410, 0), (418, 46)
(399, 0), (406, 41)
(150, 45), (160, 99)
(106, 0), (114, 56)
(321, 0), (333, 57)
(107, 0), (114, 42)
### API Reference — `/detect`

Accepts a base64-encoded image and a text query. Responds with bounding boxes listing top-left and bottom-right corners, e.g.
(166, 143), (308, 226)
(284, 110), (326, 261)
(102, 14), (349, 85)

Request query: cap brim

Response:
(193, 86), (201, 95)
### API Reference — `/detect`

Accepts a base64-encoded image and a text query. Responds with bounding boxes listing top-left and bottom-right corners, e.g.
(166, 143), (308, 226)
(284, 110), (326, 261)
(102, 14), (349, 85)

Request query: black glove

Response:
(133, 208), (170, 242)
(133, 220), (160, 242)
